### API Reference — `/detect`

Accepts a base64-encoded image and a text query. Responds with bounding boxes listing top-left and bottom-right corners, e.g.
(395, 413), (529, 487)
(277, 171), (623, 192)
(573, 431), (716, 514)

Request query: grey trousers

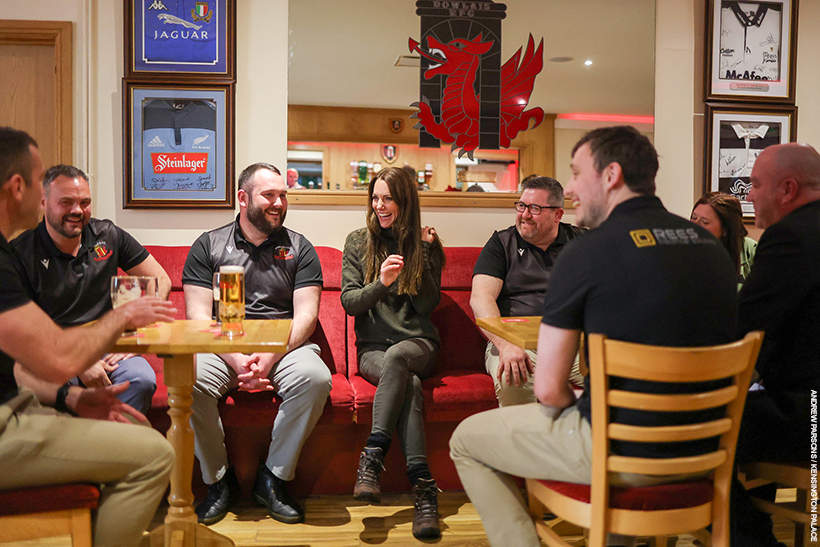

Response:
(191, 343), (331, 483)
(0, 389), (174, 547)
(358, 338), (437, 467)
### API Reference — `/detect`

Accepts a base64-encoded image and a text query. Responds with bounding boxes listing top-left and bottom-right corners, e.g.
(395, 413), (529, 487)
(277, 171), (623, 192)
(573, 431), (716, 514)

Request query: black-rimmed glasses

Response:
(513, 201), (561, 215)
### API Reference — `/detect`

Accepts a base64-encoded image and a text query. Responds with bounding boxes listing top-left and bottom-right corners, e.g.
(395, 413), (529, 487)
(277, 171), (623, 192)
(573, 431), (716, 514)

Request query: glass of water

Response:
(110, 276), (158, 335)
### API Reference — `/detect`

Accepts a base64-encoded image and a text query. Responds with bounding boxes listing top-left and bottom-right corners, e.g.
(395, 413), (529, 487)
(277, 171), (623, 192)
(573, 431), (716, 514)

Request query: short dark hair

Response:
(43, 164), (89, 193)
(521, 176), (564, 207)
(238, 162), (281, 193)
(572, 126), (658, 195)
(0, 127), (38, 189)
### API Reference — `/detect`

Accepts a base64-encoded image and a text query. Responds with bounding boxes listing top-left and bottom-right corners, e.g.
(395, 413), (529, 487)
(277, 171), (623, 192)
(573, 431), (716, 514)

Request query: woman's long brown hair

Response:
(693, 191), (748, 277)
(363, 167), (444, 295)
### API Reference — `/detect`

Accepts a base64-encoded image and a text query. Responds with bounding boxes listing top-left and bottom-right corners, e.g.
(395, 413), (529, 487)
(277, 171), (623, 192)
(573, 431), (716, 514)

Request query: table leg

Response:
(142, 354), (234, 547)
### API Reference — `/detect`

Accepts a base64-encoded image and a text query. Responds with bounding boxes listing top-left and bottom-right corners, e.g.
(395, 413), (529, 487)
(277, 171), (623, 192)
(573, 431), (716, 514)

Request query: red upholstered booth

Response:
(142, 244), (494, 497)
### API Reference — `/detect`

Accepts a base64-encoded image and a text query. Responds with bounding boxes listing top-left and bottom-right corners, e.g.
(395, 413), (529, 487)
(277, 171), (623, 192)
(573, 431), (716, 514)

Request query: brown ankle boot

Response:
(353, 447), (385, 503)
(412, 478), (441, 539)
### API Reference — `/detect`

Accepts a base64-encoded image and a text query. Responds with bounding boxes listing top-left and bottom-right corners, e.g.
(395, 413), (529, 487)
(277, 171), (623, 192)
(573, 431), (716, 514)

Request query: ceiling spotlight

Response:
(548, 56), (574, 63)
(584, 60), (593, 66)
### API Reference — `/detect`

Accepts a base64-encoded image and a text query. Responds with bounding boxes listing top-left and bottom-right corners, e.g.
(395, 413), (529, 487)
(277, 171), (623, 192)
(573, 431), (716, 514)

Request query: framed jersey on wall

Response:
(125, 0), (236, 79)
(705, 0), (798, 103)
(123, 81), (235, 208)
(705, 102), (797, 218)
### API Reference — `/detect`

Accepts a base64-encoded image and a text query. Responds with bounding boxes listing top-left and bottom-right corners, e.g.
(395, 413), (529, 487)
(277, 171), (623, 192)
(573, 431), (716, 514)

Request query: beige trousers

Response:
(0, 389), (174, 547)
(484, 341), (584, 407)
(451, 403), (639, 547)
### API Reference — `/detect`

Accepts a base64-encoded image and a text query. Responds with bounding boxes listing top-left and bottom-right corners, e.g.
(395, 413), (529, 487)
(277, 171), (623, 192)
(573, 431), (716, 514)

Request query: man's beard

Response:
(247, 201), (286, 235)
(47, 211), (87, 239)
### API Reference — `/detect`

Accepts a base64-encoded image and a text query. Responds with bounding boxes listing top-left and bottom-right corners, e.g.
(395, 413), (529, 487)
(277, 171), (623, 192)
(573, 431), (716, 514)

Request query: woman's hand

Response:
(422, 226), (437, 244)
(380, 254), (404, 287)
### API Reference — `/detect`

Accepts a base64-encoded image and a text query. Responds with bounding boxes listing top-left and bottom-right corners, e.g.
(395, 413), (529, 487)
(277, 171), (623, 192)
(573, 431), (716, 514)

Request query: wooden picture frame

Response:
(123, 80), (235, 209)
(705, 0), (798, 103)
(705, 102), (796, 217)
(125, 0), (236, 80)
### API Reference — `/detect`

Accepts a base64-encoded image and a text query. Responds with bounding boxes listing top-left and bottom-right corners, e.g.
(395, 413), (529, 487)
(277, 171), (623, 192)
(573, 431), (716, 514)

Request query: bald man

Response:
(731, 143), (820, 547)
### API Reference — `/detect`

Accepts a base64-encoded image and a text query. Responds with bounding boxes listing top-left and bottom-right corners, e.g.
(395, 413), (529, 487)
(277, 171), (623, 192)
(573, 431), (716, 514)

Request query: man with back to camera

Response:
(471, 176), (585, 406)
(450, 126), (738, 546)
(182, 162), (331, 525)
(0, 126), (176, 547)
(729, 143), (820, 547)
(12, 164), (171, 414)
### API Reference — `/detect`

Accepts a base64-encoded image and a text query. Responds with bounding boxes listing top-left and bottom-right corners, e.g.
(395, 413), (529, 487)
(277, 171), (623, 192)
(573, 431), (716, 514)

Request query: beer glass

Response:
(110, 276), (158, 336)
(217, 265), (245, 338)
(212, 272), (222, 325)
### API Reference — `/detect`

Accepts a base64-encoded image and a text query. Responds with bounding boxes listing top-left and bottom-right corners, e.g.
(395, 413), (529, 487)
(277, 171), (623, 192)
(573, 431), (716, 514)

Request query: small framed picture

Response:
(123, 81), (235, 209)
(125, 0), (235, 79)
(705, 103), (797, 217)
(705, 0), (798, 103)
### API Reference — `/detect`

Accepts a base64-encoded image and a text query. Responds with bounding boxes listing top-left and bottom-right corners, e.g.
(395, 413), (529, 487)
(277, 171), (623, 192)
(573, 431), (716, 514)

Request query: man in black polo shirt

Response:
(471, 176), (584, 406)
(729, 143), (820, 547)
(451, 126), (737, 546)
(182, 162), (331, 526)
(0, 127), (176, 547)
(13, 164), (171, 414)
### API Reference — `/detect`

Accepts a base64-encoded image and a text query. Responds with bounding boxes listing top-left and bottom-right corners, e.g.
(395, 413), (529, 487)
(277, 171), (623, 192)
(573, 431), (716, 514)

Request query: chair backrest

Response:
(586, 331), (763, 543)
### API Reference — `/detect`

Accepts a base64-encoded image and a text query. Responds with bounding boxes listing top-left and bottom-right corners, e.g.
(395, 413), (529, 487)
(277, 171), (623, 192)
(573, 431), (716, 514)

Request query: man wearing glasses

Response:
(471, 176), (585, 406)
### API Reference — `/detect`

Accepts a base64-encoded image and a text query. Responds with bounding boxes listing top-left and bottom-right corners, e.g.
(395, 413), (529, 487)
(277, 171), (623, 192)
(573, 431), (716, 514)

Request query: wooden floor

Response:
(0, 491), (798, 547)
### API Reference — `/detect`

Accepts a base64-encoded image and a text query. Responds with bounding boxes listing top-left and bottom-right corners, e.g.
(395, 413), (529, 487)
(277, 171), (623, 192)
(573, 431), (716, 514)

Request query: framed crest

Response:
(380, 144), (398, 164)
(389, 118), (404, 134)
(125, 0), (236, 79)
(705, 102), (797, 218)
(123, 81), (235, 208)
(705, 0), (798, 103)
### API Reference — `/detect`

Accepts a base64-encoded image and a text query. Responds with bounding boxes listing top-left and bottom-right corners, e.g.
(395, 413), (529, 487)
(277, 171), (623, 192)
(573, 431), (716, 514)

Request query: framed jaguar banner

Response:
(705, 103), (796, 217)
(124, 81), (235, 209)
(125, 0), (235, 79)
(705, 0), (798, 103)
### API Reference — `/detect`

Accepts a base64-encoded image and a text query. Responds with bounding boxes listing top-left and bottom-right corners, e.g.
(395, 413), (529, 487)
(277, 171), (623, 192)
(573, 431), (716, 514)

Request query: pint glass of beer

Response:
(218, 265), (245, 338)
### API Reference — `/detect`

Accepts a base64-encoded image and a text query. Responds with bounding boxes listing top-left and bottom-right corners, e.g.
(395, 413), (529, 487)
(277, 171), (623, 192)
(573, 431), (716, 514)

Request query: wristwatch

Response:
(55, 382), (78, 416)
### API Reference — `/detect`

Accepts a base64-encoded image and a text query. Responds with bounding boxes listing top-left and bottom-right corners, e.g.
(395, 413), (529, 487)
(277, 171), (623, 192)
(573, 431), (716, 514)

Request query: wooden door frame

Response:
(0, 20), (73, 163)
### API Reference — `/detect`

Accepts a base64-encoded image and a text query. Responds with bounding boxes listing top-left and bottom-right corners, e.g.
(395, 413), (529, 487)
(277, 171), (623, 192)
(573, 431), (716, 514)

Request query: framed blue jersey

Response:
(126, 0), (235, 78)
(124, 82), (235, 209)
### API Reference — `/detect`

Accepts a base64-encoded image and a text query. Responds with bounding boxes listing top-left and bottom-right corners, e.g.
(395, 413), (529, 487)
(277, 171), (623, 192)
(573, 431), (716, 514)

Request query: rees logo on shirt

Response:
(151, 153), (208, 174)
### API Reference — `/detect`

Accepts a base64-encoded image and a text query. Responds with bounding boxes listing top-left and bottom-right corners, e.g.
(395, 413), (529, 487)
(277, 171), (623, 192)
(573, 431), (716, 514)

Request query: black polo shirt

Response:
(541, 195), (737, 458)
(0, 234), (33, 404)
(473, 222), (586, 316)
(12, 219), (149, 326)
(182, 217), (322, 320)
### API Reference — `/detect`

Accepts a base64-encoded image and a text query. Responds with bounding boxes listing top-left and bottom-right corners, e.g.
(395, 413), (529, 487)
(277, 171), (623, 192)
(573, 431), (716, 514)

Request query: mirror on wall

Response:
(287, 0), (655, 203)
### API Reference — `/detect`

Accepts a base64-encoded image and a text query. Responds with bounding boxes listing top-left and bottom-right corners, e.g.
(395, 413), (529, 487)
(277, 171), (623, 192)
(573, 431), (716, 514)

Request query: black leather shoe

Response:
(195, 466), (241, 525)
(252, 464), (305, 524)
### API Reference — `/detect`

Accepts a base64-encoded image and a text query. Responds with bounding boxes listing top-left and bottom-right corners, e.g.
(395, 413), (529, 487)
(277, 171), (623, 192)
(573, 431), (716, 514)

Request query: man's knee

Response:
(449, 413), (481, 460)
(114, 357), (157, 393)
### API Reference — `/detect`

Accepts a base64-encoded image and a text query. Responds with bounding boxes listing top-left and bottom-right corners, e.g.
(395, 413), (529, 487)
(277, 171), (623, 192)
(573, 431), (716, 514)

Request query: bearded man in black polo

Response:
(182, 162), (331, 526)
(13, 164), (171, 414)
(471, 176), (584, 406)
(451, 126), (738, 547)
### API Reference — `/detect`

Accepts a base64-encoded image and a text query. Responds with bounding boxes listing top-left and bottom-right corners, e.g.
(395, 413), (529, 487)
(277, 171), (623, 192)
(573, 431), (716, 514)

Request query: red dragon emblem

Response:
(409, 33), (544, 158)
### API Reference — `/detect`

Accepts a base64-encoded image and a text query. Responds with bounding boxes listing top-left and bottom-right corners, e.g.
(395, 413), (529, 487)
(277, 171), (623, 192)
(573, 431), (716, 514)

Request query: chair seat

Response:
(535, 479), (714, 511)
(0, 484), (100, 517)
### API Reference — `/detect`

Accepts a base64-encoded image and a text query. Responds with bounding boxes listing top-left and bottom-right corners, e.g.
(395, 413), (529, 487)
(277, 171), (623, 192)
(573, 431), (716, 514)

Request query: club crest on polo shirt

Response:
(274, 246), (294, 260)
(93, 242), (113, 262)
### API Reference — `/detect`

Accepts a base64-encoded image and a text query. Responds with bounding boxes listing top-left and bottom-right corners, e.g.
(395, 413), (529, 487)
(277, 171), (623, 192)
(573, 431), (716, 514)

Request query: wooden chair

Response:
(526, 331), (763, 547)
(0, 484), (100, 546)
(741, 461), (812, 547)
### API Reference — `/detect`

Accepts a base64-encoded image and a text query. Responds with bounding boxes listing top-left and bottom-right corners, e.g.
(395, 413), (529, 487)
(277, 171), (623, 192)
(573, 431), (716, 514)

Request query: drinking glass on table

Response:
(216, 265), (245, 338)
(212, 272), (222, 325)
(110, 276), (158, 336)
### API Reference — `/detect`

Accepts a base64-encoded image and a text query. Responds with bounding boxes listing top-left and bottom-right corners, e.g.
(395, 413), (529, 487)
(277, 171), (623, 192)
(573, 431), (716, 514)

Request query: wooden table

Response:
(476, 316), (541, 350)
(115, 319), (291, 547)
